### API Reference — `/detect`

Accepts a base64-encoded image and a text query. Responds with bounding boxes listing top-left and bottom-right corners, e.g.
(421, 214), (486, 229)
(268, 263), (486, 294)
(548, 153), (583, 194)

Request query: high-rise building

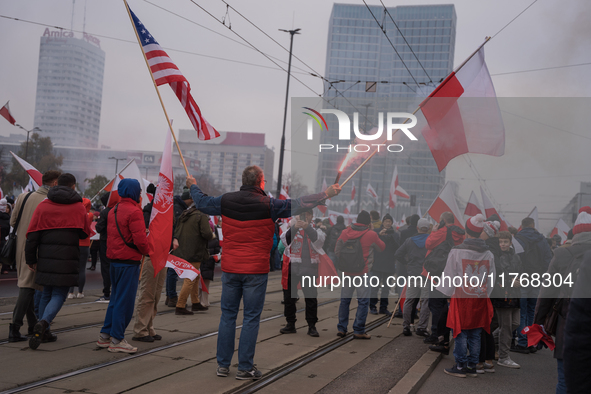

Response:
(179, 130), (275, 193)
(33, 29), (105, 148)
(317, 4), (456, 217)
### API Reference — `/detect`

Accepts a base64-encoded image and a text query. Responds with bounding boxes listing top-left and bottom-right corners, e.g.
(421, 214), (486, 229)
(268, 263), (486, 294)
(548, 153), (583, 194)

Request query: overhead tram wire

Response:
(362, 0), (425, 93)
(378, 0), (433, 84)
(141, 0), (312, 75)
(0, 14), (310, 75)
(491, 0), (539, 39)
(491, 62), (591, 76)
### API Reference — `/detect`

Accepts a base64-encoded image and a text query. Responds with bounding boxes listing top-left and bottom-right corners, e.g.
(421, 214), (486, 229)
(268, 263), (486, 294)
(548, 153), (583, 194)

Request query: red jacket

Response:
(336, 223), (385, 275)
(425, 225), (465, 255)
(107, 198), (149, 262)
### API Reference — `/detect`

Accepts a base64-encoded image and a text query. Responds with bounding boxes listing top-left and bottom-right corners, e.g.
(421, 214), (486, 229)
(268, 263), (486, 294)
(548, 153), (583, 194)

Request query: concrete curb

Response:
(388, 349), (443, 394)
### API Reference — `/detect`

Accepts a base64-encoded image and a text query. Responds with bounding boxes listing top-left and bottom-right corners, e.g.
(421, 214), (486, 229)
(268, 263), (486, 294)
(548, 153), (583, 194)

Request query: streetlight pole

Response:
(109, 157), (126, 175)
(356, 103), (372, 214)
(276, 28), (300, 198)
(15, 125), (40, 161)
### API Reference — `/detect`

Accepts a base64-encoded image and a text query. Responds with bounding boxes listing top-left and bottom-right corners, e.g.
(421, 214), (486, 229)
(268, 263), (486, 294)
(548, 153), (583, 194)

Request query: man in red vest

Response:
(186, 166), (341, 380)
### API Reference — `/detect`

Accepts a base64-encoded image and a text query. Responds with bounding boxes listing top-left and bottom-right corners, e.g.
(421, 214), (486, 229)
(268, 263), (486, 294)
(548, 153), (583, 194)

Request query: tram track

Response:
(227, 314), (393, 394)
(0, 288), (285, 345)
(0, 298), (342, 394)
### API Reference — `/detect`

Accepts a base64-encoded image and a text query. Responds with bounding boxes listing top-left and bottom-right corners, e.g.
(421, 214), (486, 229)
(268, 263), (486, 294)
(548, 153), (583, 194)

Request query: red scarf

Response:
(27, 199), (91, 237)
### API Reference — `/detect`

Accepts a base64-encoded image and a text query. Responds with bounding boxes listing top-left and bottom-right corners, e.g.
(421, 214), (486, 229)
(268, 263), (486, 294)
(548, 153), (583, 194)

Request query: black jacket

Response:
(400, 225), (417, 245)
(394, 233), (428, 276)
(201, 226), (220, 281)
(490, 248), (522, 308)
(324, 222), (346, 254)
(372, 226), (400, 274)
(535, 232), (591, 359)
(0, 211), (10, 248)
(25, 186), (87, 287)
(563, 250), (591, 393)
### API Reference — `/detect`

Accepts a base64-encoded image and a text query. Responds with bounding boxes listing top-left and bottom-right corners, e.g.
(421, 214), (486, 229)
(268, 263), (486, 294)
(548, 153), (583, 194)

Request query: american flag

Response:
(130, 7), (219, 141)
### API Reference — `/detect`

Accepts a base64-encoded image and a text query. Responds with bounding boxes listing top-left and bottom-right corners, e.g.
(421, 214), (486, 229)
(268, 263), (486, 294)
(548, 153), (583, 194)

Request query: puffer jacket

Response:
(107, 197), (149, 263)
(172, 206), (213, 263)
(25, 186), (88, 287)
(372, 226), (400, 274)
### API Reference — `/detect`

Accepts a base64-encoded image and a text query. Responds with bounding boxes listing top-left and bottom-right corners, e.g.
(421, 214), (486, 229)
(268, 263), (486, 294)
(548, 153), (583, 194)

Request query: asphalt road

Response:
(418, 344), (558, 394)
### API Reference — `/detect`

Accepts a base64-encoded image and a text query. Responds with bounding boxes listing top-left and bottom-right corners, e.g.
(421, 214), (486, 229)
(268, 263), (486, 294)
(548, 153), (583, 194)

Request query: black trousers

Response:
(435, 299), (451, 343)
(90, 241), (99, 267)
(429, 289), (448, 333)
(12, 287), (37, 331)
(283, 269), (318, 325)
(99, 240), (111, 297)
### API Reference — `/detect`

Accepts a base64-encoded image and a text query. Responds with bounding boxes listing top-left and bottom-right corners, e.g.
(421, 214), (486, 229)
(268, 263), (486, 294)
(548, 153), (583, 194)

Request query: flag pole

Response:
(122, 0), (190, 177)
(88, 159), (135, 202)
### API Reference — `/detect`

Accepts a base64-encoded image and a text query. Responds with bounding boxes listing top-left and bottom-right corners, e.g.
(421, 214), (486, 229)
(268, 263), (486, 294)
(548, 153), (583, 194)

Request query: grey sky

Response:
(1, 0), (590, 232)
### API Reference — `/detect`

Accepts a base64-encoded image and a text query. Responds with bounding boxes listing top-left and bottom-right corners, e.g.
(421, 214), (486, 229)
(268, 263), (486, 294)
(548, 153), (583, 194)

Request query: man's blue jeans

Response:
(518, 285), (540, 347)
(453, 328), (482, 368)
(38, 286), (69, 325)
(337, 278), (370, 335)
(217, 272), (268, 371)
(556, 359), (567, 394)
(166, 267), (179, 298)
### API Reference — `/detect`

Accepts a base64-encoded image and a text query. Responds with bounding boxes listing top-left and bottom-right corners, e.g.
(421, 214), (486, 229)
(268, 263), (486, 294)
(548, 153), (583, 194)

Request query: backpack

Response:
(516, 235), (544, 275)
(337, 235), (366, 273)
(423, 227), (453, 277)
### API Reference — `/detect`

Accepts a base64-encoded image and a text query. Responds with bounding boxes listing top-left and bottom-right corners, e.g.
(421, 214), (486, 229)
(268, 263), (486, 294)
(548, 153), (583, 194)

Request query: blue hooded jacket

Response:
(118, 179), (141, 203)
(394, 232), (429, 276)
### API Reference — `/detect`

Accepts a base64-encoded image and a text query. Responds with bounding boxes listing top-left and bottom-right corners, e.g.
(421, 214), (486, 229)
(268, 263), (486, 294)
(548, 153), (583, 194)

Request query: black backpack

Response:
(516, 235), (544, 275)
(337, 235), (366, 273)
(423, 227), (453, 277)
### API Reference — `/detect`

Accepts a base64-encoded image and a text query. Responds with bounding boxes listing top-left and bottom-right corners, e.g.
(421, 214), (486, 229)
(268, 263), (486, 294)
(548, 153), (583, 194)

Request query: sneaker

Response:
(96, 296), (110, 303)
(482, 362), (495, 373)
(475, 363), (486, 374)
(510, 345), (530, 354)
(67, 293), (75, 299)
(217, 365), (229, 377)
(424, 334), (439, 344)
(497, 358), (521, 369)
(403, 327), (412, 336)
(444, 364), (466, 378)
(465, 366), (478, 377)
(108, 339), (137, 354)
(236, 366), (262, 380)
(353, 333), (371, 339)
(97, 334), (111, 348)
(369, 307), (378, 315)
(415, 328), (430, 337)
(76, 292), (85, 299)
(336, 331), (347, 338)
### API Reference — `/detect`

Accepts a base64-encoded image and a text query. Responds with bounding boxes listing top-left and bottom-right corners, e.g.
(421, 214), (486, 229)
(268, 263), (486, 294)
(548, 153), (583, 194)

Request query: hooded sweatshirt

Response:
(515, 227), (553, 275)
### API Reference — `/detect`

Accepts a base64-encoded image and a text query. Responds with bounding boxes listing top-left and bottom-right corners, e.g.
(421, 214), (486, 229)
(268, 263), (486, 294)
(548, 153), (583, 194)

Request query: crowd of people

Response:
(3, 164), (591, 393)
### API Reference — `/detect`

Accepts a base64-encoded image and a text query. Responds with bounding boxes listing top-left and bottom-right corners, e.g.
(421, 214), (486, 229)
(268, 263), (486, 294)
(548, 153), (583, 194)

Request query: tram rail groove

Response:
(226, 314), (393, 394)
(0, 299), (341, 394)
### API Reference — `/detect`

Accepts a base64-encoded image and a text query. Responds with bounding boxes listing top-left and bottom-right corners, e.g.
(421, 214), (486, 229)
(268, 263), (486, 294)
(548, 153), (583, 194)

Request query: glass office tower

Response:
(317, 4), (456, 218)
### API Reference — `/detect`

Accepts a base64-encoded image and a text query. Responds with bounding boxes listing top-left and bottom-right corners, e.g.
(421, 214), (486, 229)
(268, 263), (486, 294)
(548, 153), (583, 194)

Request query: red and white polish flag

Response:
(389, 165), (409, 209)
(279, 187), (290, 201)
(10, 151), (43, 187)
(480, 186), (508, 231)
(464, 191), (482, 216)
(420, 46), (505, 171)
(149, 131), (174, 276)
(426, 182), (465, 229)
(351, 181), (356, 201)
(366, 183), (378, 202)
(0, 101), (16, 125)
(550, 219), (570, 245)
(527, 206), (539, 230)
(165, 254), (208, 293)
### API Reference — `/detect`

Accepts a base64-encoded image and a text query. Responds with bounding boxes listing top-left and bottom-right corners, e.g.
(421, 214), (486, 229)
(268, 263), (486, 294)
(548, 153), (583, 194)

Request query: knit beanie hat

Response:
(466, 214), (485, 237)
(382, 213), (394, 223)
(357, 210), (371, 225)
(181, 187), (191, 201)
(483, 221), (500, 237)
(573, 206), (591, 235)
